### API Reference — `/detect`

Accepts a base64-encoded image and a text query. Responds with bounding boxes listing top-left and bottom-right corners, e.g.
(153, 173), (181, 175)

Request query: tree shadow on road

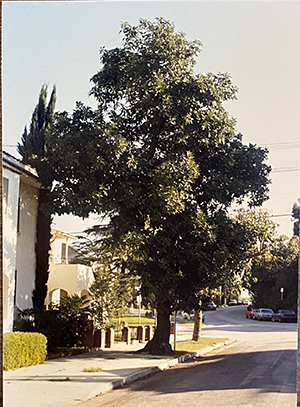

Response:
(123, 347), (297, 396)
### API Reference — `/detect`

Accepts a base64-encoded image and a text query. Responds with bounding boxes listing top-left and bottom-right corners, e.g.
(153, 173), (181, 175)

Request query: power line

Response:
(263, 143), (300, 150)
(264, 142), (300, 145)
(272, 167), (300, 173)
(271, 193), (300, 197)
(270, 214), (292, 218)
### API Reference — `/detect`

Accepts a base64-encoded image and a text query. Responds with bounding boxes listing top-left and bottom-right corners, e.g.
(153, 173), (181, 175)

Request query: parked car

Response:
(246, 306), (255, 319)
(181, 310), (205, 322)
(272, 309), (297, 323)
(204, 302), (217, 311)
(181, 311), (190, 320)
(253, 308), (274, 321)
(228, 300), (238, 306)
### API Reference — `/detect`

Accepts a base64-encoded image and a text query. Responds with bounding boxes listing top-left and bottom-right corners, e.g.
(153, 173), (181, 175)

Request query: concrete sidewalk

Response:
(4, 338), (235, 407)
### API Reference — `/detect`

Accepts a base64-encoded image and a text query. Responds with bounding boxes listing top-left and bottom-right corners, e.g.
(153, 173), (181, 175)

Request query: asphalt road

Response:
(77, 306), (297, 407)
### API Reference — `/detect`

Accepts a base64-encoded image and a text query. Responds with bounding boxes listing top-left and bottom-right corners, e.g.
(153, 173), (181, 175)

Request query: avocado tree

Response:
(48, 18), (270, 354)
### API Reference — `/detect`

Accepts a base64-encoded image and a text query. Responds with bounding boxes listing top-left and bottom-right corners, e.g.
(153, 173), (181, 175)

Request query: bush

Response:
(56, 294), (92, 347)
(13, 295), (92, 351)
(13, 307), (62, 351)
(3, 332), (47, 370)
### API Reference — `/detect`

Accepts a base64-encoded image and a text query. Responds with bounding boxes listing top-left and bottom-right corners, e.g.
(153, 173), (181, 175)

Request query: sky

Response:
(2, 1), (300, 237)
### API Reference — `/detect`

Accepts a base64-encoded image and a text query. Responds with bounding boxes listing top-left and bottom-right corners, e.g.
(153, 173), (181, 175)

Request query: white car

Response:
(205, 302), (217, 311)
(253, 308), (274, 321)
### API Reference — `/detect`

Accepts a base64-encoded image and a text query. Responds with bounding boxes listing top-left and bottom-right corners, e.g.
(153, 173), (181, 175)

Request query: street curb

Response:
(87, 338), (236, 400)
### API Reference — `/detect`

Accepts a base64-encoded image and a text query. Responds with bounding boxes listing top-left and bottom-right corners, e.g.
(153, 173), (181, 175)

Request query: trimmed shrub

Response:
(3, 332), (47, 370)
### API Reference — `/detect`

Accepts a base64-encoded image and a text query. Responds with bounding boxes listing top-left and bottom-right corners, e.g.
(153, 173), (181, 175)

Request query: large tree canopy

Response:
(48, 18), (271, 353)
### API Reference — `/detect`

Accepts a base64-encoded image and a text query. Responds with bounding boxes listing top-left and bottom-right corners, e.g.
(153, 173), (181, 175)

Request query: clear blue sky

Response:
(3, 1), (300, 236)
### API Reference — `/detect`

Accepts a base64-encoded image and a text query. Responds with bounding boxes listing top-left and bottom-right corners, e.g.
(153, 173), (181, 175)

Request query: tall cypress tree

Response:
(292, 202), (300, 236)
(18, 85), (56, 308)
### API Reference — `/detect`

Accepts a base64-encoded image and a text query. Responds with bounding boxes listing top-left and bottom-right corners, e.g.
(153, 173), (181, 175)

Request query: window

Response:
(61, 243), (66, 263)
(17, 198), (21, 233)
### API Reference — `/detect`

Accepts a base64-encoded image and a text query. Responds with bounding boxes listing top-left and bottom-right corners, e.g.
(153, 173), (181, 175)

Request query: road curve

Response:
(76, 306), (297, 407)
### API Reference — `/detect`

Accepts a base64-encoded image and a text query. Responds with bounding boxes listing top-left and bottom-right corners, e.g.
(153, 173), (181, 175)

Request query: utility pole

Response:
(135, 285), (142, 326)
(173, 310), (177, 352)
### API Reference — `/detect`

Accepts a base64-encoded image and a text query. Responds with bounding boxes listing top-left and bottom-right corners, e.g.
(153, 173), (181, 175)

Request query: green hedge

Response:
(3, 332), (47, 370)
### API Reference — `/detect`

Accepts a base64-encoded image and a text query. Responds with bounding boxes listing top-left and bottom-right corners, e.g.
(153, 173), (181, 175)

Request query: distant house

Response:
(3, 151), (41, 332)
(45, 229), (95, 306)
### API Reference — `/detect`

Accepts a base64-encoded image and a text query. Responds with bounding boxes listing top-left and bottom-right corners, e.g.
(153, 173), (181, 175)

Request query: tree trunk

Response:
(192, 309), (202, 341)
(32, 188), (52, 308)
(138, 302), (173, 355)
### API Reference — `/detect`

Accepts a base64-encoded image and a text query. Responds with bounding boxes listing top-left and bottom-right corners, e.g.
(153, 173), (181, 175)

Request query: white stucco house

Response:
(3, 151), (41, 332)
(45, 229), (95, 306)
(3, 151), (95, 332)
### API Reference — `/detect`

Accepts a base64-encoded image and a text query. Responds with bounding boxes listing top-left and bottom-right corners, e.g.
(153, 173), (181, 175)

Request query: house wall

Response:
(52, 238), (66, 264)
(3, 168), (20, 332)
(46, 232), (95, 305)
(3, 156), (40, 333)
(77, 265), (95, 293)
(15, 180), (39, 311)
(47, 263), (79, 297)
(46, 263), (95, 304)
(51, 236), (77, 264)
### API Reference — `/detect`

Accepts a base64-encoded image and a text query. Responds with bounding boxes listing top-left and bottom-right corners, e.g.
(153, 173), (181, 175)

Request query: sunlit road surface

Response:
(76, 306), (297, 407)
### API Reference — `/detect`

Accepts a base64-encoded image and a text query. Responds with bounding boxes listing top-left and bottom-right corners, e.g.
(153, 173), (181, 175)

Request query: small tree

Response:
(75, 226), (137, 329)
(232, 208), (278, 268)
(89, 267), (135, 329)
(250, 235), (298, 310)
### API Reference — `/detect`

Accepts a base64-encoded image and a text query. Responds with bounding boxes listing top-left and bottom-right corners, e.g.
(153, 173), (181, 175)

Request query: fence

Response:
(81, 324), (155, 349)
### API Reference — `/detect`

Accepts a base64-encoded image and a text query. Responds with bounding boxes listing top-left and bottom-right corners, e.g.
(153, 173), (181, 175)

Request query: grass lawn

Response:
(112, 315), (155, 326)
(173, 337), (228, 355)
(170, 316), (194, 325)
(113, 314), (199, 326)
